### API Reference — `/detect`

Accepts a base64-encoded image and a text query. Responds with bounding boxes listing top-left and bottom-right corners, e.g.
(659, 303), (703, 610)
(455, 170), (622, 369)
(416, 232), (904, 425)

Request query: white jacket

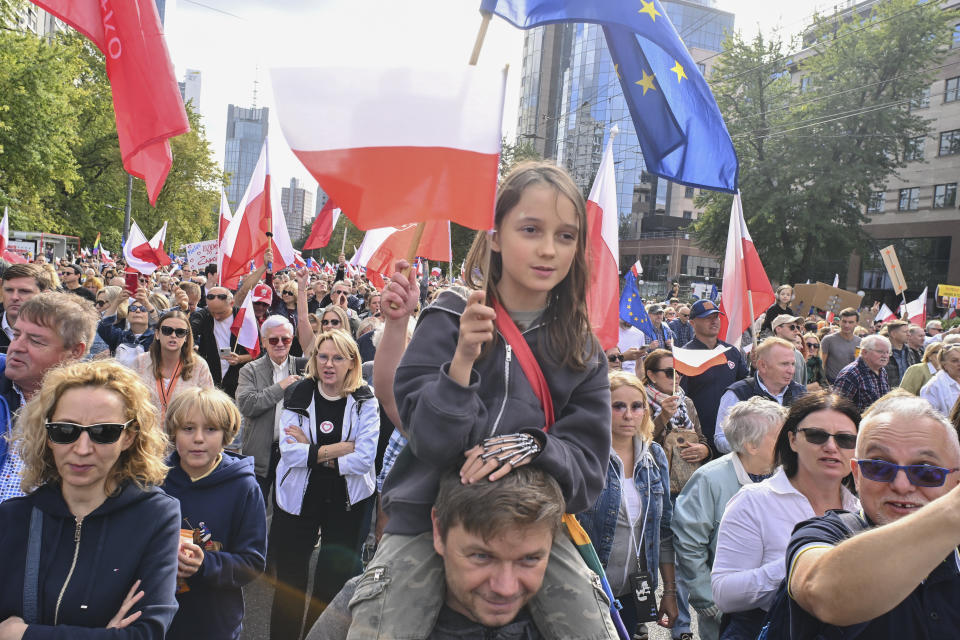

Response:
(275, 382), (379, 515)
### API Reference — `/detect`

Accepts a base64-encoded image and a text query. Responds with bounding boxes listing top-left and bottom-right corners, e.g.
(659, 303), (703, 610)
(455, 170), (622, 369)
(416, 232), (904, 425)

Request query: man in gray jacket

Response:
(236, 315), (307, 500)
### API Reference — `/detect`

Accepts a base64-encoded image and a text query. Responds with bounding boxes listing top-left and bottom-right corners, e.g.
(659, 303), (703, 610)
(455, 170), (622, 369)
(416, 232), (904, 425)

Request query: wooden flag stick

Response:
(341, 225), (348, 255)
(469, 11), (493, 66)
(747, 290), (758, 353)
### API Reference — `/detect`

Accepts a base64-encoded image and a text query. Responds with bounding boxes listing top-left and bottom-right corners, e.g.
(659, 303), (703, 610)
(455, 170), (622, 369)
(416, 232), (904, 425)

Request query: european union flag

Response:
(479, 0), (738, 193)
(710, 284), (719, 302)
(619, 269), (656, 340)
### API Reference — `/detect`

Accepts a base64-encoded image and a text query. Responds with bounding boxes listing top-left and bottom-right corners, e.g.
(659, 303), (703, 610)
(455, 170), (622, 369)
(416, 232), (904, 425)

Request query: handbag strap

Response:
(491, 298), (555, 431)
(23, 506), (43, 624)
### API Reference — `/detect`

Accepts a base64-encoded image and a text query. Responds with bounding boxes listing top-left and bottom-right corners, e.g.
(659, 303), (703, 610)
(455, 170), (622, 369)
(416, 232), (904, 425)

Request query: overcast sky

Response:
(163, 0), (836, 210)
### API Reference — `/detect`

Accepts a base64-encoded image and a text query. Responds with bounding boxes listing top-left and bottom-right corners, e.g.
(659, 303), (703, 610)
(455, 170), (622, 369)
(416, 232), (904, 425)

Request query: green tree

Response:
(499, 137), (541, 179)
(693, 0), (957, 284)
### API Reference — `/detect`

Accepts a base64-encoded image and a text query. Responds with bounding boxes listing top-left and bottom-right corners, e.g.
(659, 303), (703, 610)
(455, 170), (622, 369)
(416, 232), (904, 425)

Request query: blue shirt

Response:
(668, 319), (693, 348)
(787, 510), (960, 639)
(679, 337), (748, 451)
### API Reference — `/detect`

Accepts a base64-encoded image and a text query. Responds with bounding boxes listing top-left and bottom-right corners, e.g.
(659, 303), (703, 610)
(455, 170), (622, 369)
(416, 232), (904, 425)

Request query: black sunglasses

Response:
(608, 354), (624, 362)
(797, 427), (857, 450)
(206, 293), (228, 301)
(159, 326), (188, 338)
(856, 459), (959, 488)
(806, 342), (820, 350)
(650, 367), (675, 376)
(128, 305), (148, 313)
(282, 290), (295, 296)
(46, 419), (134, 445)
(321, 318), (341, 326)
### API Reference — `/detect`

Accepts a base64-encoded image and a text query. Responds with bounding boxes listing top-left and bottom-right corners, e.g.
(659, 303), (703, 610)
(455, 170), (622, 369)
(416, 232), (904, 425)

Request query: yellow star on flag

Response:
(670, 61), (687, 82)
(635, 70), (657, 95)
(639, 0), (660, 21)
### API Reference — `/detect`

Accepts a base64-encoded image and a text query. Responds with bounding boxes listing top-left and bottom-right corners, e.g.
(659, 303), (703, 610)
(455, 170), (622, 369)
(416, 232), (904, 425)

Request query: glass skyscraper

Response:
(224, 105), (269, 208)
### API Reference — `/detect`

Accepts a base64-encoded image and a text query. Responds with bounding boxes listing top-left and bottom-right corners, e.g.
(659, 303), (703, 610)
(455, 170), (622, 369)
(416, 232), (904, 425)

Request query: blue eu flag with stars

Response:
(619, 269), (656, 340)
(479, 0), (738, 193)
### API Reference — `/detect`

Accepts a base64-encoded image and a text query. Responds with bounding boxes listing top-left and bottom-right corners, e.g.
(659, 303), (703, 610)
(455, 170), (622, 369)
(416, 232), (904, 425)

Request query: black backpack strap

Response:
(23, 506), (43, 624)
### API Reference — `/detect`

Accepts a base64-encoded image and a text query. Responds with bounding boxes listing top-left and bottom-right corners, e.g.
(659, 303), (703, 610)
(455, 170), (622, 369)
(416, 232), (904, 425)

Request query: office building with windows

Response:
(516, 0), (735, 295)
(178, 69), (201, 109)
(224, 105), (268, 209)
(281, 178), (314, 241)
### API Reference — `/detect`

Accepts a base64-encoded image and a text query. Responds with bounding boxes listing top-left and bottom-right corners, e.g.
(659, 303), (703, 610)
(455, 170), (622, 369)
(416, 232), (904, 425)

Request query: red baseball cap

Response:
(252, 284), (273, 305)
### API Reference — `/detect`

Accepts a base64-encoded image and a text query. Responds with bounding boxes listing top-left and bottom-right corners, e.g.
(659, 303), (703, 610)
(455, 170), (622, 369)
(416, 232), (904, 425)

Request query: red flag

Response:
(904, 287), (928, 327)
(303, 199), (341, 250)
(353, 221), (451, 281)
(218, 189), (233, 244)
(585, 128), (620, 351)
(31, 0), (189, 205)
(719, 193), (775, 347)
(219, 139), (297, 288)
(148, 222), (172, 266)
(230, 290), (261, 358)
(124, 220), (164, 275)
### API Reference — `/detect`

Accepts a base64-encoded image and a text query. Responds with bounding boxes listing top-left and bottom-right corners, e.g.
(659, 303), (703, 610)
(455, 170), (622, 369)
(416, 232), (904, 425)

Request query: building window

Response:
(910, 86), (930, 110)
(953, 24), (960, 49)
(934, 183), (957, 208)
(799, 76), (811, 93)
(905, 136), (925, 161)
(946, 76), (960, 103)
(940, 129), (960, 156)
(898, 187), (920, 211)
(682, 210), (693, 219)
(684, 186), (695, 198)
(867, 191), (885, 213)
(696, 62), (706, 76)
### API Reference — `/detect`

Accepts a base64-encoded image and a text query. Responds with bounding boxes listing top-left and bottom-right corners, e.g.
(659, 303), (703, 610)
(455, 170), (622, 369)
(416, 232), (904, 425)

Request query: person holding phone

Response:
(97, 287), (158, 367)
(190, 287), (252, 398)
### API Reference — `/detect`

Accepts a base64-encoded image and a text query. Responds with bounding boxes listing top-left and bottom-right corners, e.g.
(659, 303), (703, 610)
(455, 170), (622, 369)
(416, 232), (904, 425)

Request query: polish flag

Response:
(303, 199), (341, 250)
(904, 287), (928, 327)
(231, 290), (261, 358)
(430, 266), (442, 278)
(217, 189), (232, 243)
(124, 220), (165, 274)
(875, 303), (897, 323)
(585, 127), (620, 351)
(30, 0), (189, 205)
(101, 248), (115, 265)
(719, 193), (775, 347)
(0, 209), (25, 264)
(219, 139), (296, 288)
(272, 66), (506, 231)
(672, 345), (731, 377)
(826, 273), (840, 323)
(148, 222), (172, 266)
(353, 221), (451, 290)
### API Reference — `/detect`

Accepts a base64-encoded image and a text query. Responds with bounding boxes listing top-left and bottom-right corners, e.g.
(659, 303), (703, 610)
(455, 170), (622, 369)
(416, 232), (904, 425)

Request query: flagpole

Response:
(469, 11), (493, 65)
(747, 290), (758, 352)
(341, 225), (348, 256)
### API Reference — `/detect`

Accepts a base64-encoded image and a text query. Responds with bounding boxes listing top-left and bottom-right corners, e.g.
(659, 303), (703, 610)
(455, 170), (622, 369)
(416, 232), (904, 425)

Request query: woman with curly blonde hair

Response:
(0, 360), (180, 638)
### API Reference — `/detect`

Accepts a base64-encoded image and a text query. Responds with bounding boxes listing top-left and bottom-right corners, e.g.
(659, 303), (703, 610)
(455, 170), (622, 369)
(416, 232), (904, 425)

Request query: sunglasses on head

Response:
(128, 305), (148, 313)
(268, 336), (293, 346)
(608, 354), (624, 362)
(206, 293), (228, 301)
(856, 459), (959, 488)
(797, 427), (857, 449)
(159, 325), (188, 338)
(321, 318), (341, 326)
(46, 419), (134, 445)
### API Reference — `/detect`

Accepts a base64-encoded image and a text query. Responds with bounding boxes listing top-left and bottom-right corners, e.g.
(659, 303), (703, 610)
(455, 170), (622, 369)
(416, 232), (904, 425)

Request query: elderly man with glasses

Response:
(772, 314), (808, 387)
(785, 394), (960, 639)
(832, 334), (891, 411)
(668, 305), (693, 347)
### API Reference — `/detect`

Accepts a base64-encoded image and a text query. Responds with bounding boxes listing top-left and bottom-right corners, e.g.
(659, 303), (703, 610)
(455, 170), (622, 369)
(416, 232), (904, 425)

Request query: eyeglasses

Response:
(797, 428), (857, 450)
(315, 353), (346, 365)
(856, 459), (959, 488)
(782, 324), (799, 331)
(159, 326), (188, 338)
(282, 291), (295, 296)
(128, 305), (148, 313)
(46, 419), (134, 445)
(607, 354), (624, 362)
(95, 300), (107, 308)
(805, 342), (820, 350)
(612, 401), (646, 413)
(650, 367), (675, 377)
(321, 318), (341, 326)
(866, 348), (892, 357)
(268, 336), (293, 346)
(206, 293), (229, 301)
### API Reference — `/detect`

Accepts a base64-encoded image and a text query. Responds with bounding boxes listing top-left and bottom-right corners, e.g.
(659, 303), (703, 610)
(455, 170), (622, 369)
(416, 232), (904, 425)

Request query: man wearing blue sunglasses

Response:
(784, 394), (960, 639)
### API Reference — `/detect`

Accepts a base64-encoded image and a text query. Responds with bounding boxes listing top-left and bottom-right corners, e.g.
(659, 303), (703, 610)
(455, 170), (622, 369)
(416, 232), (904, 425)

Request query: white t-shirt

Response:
(213, 316), (233, 378)
(618, 325), (647, 375)
(272, 357), (291, 441)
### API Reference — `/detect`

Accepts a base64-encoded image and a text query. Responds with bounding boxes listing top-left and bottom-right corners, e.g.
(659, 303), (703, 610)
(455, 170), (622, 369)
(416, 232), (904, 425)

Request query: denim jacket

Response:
(577, 438), (674, 590)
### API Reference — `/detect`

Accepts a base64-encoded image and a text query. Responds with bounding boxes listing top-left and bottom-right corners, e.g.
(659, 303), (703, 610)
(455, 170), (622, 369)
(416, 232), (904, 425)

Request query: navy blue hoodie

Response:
(161, 450), (266, 640)
(0, 482), (180, 639)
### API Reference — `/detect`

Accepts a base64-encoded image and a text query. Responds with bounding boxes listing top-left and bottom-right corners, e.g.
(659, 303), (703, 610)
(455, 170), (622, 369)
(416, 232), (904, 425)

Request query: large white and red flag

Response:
(148, 221), (172, 266)
(585, 127), (620, 351)
(272, 65), (506, 231)
(352, 221), (451, 290)
(904, 287), (928, 327)
(303, 199), (341, 250)
(231, 290), (261, 358)
(217, 189), (232, 244)
(875, 303), (897, 323)
(124, 220), (166, 274)
(219, 139), (296, 288)
(719, 193), (775, 347)
(30, 0), (188, 205)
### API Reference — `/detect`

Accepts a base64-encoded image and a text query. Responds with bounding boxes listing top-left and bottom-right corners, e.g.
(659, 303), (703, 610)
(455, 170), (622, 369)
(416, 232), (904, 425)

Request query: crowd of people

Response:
(0, 161), (958, 640)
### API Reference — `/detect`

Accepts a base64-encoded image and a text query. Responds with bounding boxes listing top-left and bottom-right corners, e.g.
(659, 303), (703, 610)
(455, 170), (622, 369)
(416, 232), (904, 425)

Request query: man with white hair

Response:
(786, 395), (960, 638)
(673, 397), (787, 640)
(235, 315), (308, 499)
(832, 334), (891, 411)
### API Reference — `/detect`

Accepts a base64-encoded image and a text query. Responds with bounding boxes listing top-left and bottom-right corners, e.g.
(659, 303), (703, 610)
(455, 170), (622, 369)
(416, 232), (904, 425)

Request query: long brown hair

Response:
(463, 161), (595, 370)
(149, 310), (197, 381)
